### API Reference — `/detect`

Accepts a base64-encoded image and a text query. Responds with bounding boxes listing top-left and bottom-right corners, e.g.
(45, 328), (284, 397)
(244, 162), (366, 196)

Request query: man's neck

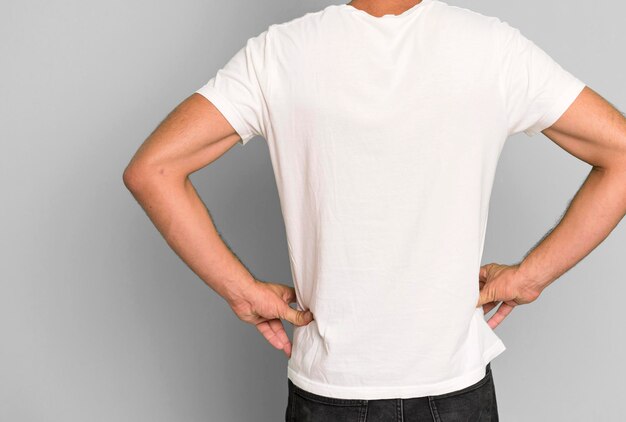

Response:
(346, 0), (425, 18)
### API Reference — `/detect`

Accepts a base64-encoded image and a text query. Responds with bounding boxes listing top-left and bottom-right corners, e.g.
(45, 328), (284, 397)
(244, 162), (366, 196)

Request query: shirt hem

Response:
(523, 78), (586, 137)
(194, 84), (255, 145)
(286, 339), (507, 400)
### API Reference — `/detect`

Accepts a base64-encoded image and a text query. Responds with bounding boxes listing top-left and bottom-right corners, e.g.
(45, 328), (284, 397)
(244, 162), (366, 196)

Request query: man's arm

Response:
(517, 86), (626, 289)
(477, 86), (626, 327)
(122, 94), (313, 357)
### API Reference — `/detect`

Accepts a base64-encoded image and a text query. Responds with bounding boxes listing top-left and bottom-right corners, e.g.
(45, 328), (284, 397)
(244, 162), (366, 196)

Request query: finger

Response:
(477, 286), (494, 308)
(283, 286), (297, 304)
(479, 264), (490, 281)
(486, 302), (515, 329)
(482, 301), (499, 314)
(268, 318), (291, 350)
(256, 320), (288, 351)
(281, 303), (314, 326)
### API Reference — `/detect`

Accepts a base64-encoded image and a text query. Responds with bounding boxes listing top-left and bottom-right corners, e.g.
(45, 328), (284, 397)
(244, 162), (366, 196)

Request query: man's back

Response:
(193, 0), (585, 400)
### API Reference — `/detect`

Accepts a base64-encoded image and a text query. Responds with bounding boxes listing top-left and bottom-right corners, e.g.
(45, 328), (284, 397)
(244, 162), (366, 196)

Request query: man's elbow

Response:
(123, 158), (186, 193)
(122, 164), (139, 192)
(123, 161), (156, 192)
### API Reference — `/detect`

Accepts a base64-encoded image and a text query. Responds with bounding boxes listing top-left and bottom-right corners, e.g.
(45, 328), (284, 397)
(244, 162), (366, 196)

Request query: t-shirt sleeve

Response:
(497, 20), (586, 137)
(194, 29), (271, 145)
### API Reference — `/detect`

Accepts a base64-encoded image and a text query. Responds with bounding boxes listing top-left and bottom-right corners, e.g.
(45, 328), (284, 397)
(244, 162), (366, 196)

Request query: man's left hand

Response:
(476, 263), (543, 329)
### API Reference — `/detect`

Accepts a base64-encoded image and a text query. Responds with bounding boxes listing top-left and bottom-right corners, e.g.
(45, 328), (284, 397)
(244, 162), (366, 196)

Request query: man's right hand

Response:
(226, 280), (314, 358)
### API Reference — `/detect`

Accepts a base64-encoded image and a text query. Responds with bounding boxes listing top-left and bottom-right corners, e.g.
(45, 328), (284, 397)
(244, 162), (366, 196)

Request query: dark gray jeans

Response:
(285, 363), (498, 421)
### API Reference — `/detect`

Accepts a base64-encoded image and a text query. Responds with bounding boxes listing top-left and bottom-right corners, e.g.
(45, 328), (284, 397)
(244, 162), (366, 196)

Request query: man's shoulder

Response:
(429, 1), (516, 50)
(432, 1), (500, 23)
(248, 5), (339, 61)
(266, 4), (335, 36)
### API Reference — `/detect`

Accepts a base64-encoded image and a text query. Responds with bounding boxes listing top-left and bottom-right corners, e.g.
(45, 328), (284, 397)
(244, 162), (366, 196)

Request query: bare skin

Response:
(123, 40), (626, 355)
(477, 86), (626, 328)
(123, 94), (313, 358)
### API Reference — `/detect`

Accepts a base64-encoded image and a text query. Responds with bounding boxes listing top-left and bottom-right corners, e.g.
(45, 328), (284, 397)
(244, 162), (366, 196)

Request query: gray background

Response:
(1, 0), (624, 420)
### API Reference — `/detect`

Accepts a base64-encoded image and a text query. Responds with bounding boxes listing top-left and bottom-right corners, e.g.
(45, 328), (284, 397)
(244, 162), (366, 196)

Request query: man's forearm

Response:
(515, 165), (626, 293)
(124, 170), (257, 305)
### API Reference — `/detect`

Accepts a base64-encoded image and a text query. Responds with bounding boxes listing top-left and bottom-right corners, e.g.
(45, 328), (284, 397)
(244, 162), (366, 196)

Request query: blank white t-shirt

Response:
(195, 0), (586, 400)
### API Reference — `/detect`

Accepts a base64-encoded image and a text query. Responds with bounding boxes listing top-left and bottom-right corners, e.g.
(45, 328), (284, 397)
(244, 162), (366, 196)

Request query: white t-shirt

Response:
(195, 0), (586, 400)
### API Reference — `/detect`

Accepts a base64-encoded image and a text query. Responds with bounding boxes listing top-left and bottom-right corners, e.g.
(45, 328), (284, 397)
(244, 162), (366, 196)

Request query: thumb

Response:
(479, 263), (492, 281)
(281, 304), (314, 326)
(476, 283), (494, 308)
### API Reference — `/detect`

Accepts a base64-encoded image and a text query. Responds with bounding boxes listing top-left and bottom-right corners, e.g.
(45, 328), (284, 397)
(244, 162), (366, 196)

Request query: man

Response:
(123, 0), (626, 420)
